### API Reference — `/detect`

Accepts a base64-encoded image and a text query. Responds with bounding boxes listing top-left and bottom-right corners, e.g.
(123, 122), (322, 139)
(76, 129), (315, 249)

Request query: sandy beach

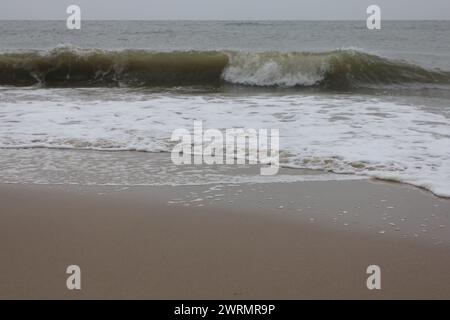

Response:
(1, 179), (449, 300)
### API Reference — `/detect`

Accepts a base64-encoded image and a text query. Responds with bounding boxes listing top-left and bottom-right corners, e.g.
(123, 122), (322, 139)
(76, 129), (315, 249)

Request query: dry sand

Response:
(0, 180), (449, 299)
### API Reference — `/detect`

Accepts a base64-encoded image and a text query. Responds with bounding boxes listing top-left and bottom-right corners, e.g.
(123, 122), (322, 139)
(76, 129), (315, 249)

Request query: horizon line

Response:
(1, 18), (450, 21)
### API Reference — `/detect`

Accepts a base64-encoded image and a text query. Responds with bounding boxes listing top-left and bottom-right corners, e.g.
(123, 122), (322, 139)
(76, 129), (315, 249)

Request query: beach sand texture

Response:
(1, 180), (449, 300)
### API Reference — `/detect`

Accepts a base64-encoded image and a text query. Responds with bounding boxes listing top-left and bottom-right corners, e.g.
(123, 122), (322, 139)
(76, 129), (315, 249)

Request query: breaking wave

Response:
(0, 47), (450, 89)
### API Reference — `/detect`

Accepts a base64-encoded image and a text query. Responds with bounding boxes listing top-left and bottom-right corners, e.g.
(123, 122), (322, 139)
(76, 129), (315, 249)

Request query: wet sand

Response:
(0, 180), (450, 299)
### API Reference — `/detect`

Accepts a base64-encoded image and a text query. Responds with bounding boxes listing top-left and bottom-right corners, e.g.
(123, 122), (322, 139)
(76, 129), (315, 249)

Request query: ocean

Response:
(1, 20), (450, 196)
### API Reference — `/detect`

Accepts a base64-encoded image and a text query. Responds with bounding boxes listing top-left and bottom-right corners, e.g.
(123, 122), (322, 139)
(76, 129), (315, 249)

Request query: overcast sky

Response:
(1, 0), (449, 20)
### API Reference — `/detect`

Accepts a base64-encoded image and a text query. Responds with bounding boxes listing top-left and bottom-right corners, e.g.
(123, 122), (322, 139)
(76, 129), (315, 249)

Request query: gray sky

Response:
(1, 0), (450, 20)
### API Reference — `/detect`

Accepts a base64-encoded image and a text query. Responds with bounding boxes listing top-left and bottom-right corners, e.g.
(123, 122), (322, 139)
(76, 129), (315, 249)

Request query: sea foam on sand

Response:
(0, 87), (449, 197)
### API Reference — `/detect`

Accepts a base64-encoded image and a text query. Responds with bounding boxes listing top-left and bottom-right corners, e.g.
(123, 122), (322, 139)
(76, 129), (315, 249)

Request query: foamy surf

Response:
(0, 88), (449, 197)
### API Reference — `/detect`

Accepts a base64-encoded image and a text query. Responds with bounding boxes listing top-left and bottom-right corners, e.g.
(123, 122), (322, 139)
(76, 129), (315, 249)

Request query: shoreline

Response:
(2, 19), (450, 301)
(1, 179), (450, 299)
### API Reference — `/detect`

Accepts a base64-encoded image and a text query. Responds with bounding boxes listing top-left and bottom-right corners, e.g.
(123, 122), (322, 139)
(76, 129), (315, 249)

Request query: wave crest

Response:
(0, 47), (449, 89)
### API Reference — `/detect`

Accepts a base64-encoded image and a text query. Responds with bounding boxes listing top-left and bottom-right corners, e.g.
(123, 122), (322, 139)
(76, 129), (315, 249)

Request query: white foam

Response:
(1, 87), (450, 196)
(223, 52), (326, 87)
